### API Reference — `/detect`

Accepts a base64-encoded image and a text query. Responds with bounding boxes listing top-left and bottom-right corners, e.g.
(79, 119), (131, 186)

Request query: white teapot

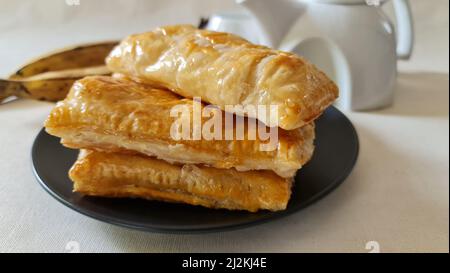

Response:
(211, 0), (414, 110)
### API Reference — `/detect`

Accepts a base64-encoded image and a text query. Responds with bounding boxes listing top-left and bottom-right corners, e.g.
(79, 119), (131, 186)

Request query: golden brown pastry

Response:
(106, 25), (338, 130)
(45, 76), (315, 178)
(69, 150), (293, 212)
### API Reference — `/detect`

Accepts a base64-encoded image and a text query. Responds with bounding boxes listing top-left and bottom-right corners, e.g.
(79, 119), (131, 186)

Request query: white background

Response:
(0, 0), (448, 252)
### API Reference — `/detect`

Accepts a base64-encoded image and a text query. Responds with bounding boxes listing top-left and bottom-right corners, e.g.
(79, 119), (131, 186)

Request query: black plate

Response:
(32, 106), (358, 233)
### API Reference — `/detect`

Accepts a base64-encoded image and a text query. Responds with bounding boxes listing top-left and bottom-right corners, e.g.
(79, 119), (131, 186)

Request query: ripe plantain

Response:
(1, 41), (118, 103)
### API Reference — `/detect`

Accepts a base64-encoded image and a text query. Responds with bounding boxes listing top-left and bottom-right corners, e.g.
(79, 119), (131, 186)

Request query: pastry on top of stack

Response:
(107, 25), (338, 130)
(45, 25), (338, 212)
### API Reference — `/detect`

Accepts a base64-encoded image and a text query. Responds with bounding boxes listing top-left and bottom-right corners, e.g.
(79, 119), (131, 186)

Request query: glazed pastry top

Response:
(106, 25), (338, 130)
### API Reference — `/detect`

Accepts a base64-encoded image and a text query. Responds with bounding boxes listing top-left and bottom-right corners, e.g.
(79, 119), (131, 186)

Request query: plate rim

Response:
(32, 106), (359, 234)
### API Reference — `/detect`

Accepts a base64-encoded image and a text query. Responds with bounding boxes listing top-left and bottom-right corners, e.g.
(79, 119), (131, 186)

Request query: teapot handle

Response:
(392, 0), (414, 60)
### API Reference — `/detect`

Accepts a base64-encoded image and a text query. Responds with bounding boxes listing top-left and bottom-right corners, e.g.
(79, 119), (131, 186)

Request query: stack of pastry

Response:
(44, 25), (338, 212)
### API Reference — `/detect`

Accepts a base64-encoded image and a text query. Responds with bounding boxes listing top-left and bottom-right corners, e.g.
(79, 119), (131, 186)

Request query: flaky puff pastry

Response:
(69, 150), (293, 212)
(45, 76), (315, 178)
(106, 25), (338, 130)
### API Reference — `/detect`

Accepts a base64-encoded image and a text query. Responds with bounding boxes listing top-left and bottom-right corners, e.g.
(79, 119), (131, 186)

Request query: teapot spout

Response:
(237, 0), (306, 48)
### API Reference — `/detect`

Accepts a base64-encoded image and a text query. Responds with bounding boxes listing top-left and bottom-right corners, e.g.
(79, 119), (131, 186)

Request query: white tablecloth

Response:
(0, 0), (448, 253)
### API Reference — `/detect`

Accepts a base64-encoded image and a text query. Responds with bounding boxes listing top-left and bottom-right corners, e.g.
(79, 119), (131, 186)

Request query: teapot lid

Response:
(305, 0), (387, 5)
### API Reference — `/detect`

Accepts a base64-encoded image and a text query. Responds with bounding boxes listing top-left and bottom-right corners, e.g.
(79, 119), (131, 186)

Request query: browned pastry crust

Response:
(106, 25), (338, 130)
(69, 150), (293, 212)
(45, 76), (315, 178)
